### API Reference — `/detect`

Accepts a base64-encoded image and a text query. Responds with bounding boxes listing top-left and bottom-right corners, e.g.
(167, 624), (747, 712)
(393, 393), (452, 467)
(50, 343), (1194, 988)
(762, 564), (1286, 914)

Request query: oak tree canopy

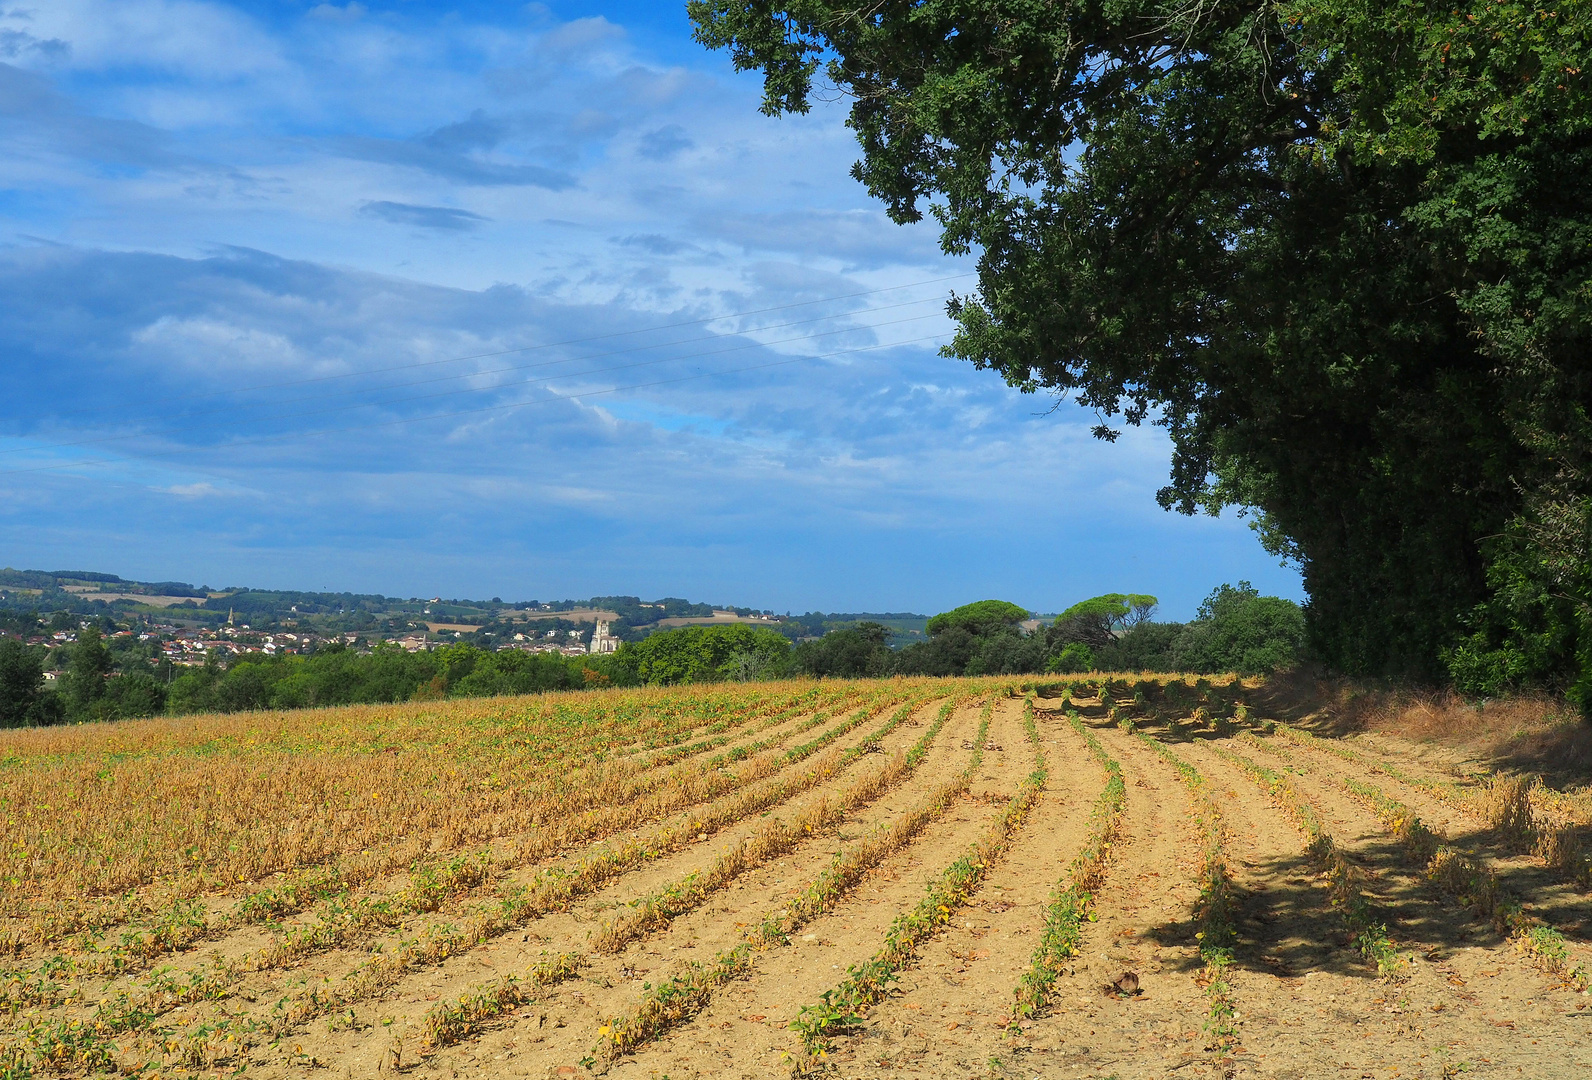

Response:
(690, 0), (1592, 706)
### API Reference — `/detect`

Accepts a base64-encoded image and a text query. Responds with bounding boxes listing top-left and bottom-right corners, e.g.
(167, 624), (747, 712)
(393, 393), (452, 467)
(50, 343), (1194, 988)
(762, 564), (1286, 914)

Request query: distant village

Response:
(0, 568), (931, 683)
(25, 614), (629, 674)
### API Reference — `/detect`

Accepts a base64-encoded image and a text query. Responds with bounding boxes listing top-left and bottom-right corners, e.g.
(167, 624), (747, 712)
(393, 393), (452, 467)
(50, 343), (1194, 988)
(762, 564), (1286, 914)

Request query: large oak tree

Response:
(690, 0), (1592, 704)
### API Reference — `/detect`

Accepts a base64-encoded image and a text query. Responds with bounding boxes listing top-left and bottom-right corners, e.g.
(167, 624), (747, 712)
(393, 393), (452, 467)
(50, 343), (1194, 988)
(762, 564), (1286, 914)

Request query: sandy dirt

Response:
(10, 685), (1592, 1080)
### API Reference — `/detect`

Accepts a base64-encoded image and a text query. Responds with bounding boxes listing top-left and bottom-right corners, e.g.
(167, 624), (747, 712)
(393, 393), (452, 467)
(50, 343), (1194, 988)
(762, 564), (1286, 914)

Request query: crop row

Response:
(1010, 706), (1126, 1020)
(0, 689), (937, 1075)
(593, 699), (1004, 1065)
(254, 690), (906, 966)
(0, 683), (857, 905)
(216, 691), (946, 1044)
(782, 696), (1047, 1071)
(1133, 731), (1239, 1050)
(1213, 738), (1402, 976)
(0, 684), (863, 959)
(1254, 727), (1590, 993)
(1269, 726), (1591, 889)
(9, 687), (905, 987)
(416, 693), (982, 1055)
(0, 680), (1077, 1074)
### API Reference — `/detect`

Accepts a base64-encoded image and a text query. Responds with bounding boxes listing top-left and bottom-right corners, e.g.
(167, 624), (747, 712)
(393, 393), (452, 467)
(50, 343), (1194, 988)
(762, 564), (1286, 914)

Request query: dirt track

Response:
(5, 680), (1592, 1079)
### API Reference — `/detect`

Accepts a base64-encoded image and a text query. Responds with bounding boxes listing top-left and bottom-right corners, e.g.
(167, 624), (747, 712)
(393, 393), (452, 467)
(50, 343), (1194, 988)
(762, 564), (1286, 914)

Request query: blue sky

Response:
(0, 0), (1302, 618)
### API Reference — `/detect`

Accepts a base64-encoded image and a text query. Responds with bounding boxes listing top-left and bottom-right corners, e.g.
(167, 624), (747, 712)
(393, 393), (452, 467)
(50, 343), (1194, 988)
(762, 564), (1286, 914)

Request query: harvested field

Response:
(2, 675), (1590, 1078)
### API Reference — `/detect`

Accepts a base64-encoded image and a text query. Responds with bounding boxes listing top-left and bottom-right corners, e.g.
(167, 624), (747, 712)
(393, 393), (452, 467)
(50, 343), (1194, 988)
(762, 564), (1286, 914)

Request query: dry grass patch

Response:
(1262, 673), (1592, 780)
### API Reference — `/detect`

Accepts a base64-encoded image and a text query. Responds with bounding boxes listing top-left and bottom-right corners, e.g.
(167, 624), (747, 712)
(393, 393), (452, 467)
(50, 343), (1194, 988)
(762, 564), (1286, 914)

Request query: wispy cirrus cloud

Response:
(360, 200), (489, 231)
(336, 134), (577, 190)
(0, 27), (68, 60)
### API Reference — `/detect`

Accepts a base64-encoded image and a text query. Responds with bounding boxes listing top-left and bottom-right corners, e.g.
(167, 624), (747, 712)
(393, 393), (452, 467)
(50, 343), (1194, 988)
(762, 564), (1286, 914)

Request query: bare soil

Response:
(11, 683), (1592, 1079)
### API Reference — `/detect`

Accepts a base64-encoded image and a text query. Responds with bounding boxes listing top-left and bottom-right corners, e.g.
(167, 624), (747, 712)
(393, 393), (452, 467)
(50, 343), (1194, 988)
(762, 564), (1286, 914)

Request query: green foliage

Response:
(1059, 584), (1303, 674)
(1052, 594), (1158, 649)
(1443, 633), (1533, 698)
(162, 644), (628, 717)
(924, 599), (1029, 637)
(1442, 487), (1592, 708)
(890, 623), (1048, 677)
(962, 628), (1050, 676)
(889, 599), (1041, 676)
(613, 624), (791, 685)
(64, 625), (111, 717)
(789, 988), (863, 1056)
(796, 584), (1297, 677)
(41, 623), (164, 724)
(1172, 583), (1307, 676)
(1046, 642), (1096, 674)
(889, 626), (981, 676)
(689, 0), (1592, 697)
(792, 622), (892, 677)
(1092, 623), (1182, 673)
(0, 640), (61, 728)
(448, 648), (601, 697)
(103, 672), (166, 721)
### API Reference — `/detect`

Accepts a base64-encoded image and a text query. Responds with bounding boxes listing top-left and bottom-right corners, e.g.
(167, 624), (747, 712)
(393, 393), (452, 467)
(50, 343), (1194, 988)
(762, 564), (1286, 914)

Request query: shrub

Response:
(792, 623), (892, 678)
(614, 624), (792, 685)
(1171, 583), (1305, 675)
(1047, 642), (1096, 674)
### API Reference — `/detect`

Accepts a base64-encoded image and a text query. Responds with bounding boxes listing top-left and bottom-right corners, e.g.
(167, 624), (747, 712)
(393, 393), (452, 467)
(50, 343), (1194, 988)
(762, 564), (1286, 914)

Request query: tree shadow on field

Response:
(1248, 839), (1501, 972)
(1124, 841), (1384, 984)
(1136, 839), (1504, 984)
(1486, 723), (1592, 790)
(1096, 722), (1510, 979)
(1428, 821), (1592, 942)
(1176, 728), (1592, 943)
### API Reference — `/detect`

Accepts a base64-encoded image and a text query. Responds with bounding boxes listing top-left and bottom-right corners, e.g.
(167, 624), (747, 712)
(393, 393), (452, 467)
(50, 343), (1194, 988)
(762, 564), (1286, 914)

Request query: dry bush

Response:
(1534, 824), (1586, 878)
(1482, 775), (1536, 838)
(1426, 848), (1500, 915)
(1362, 690), (1584, 760)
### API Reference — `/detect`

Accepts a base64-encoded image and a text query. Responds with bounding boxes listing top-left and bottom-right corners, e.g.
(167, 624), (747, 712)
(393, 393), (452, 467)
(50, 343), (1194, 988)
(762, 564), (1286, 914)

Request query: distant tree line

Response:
(789, 587), (1304, 680)
(0, 584), (1302, 725)
(0, 622), (800, 723)
(158, 643), (622, 713)
(0, 624), (632, 726)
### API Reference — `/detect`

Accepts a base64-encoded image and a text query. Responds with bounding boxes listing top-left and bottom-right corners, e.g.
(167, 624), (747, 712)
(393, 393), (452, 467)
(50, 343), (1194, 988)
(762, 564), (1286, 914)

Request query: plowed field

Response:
(3, 676), (1590, 1079)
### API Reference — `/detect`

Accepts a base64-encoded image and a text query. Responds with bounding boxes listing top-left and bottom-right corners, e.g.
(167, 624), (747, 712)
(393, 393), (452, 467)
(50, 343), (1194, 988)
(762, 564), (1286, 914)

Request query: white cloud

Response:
(17, 0), (286, 79)
(161, 481), (228, 497)
(0, 4), (1303, 615)
(307, 3), (366, 22)
(132, 316), (308, 373)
